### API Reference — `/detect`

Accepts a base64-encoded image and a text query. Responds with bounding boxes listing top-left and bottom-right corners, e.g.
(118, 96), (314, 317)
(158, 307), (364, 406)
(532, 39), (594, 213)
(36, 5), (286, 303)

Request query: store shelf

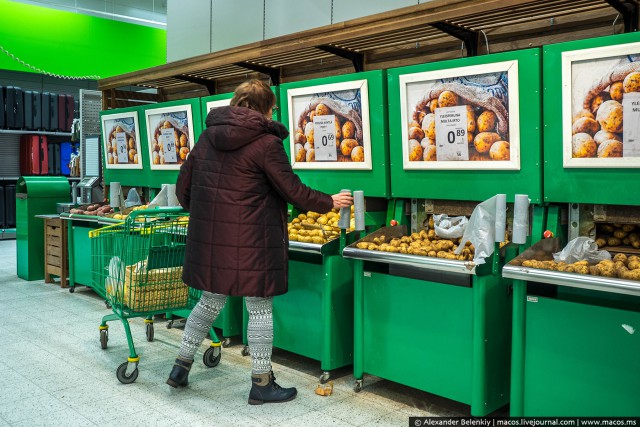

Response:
(1, 229), (16, 240)
(0, 129), (72, 137)
(0, 177), (20, 181)
(99, 0), (637, 106)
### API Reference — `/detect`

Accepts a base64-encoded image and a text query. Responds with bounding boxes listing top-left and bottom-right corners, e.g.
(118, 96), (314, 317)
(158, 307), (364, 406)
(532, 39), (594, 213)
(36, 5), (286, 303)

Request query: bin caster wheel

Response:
(100, 329), (108, 349)
(145, 323), (154, 342)
(69, 287), (75, 293)
(354, 379), (363, 393)
(203, 346), (221, 367)
(166, 320), (174, 329)
(241, 346), (250, 357)
(319, 371), (330, 384)
(221, 337), (231, 348)
(116, 361), (139, 384)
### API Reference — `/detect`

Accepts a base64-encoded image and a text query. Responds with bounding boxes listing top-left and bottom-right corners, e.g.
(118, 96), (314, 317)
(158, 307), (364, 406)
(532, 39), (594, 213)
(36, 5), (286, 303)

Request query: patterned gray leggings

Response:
(178, 291), (273, 374)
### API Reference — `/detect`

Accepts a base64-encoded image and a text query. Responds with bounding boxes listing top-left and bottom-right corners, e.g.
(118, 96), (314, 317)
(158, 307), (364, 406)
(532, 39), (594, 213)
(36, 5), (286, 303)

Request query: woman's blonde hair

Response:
(230, 79), (276, 115)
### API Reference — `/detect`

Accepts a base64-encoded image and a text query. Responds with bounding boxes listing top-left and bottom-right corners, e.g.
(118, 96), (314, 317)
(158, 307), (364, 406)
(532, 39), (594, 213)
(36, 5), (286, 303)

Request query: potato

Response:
(593, 130), (621, 146)
(591, 92), (611, 114)
(607, 237), (622, 246)
(340, 139), (359, 156)
(466, 106), (476, 134)
(572, 117), (599, 135)
(342, 121), (355, 139)
(423, 145), (437, 161)
(334, 121), (342, 140)
(409, 120), (421, 129)
(614, 229), (628, 239)
(128, 137), (135, 149)
(597, 139), (623, 158)
(429, 99), (438, 113)
(609, 81), (624, 102)
(162, 120), (173, 129)
(113, 154), (119, 164)
(409, 126), (425, 141)
(469, 148), (489, 161)
(421, 137), (435, 149)
(315, 103), (331, 116)
(623, 72), (640, 93)
(438, 91), (458, 107)
(294, 143), (306, 162)
(133, 154), (139, 164)
(572, 133), (597, 158)
(128, 149), (136, 162)
(421, 113), (436, 139)
(107, 153), (114, 164)
(409, 143), (424, 161)
(489, 141), (510, 160)
(304, 142), (313, 152)
(306, 149), (315, 162)
(474, 132), (501, 153)
(572, 109), (595, 122)
(596, 100), (623, 133)
(351, 146), (364, 162)
(477, 110), (497, 133)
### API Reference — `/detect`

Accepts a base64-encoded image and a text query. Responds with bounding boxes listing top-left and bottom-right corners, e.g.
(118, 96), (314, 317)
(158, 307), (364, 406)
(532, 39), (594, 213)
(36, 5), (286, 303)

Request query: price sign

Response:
(313, 115), (337, 161)
(115, 132), (129, 163)
(159, 128), (177, 163)
(435, 106), (469, 161)
(623, 92), (640, 157)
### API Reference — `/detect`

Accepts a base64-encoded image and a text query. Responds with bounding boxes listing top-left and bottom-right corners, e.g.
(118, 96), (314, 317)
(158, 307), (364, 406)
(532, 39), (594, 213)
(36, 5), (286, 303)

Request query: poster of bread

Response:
(144, 105), (195, 170)
(399, 61), (520, 170)
(101, 111), (143, 169)
(287, 80), (372, 170)
(563, 42), (640, 167)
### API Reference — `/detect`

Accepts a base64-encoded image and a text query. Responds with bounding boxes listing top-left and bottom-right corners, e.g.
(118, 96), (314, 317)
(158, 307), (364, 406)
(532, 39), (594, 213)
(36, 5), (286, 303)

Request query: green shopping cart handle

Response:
(125, 206), (187, 223)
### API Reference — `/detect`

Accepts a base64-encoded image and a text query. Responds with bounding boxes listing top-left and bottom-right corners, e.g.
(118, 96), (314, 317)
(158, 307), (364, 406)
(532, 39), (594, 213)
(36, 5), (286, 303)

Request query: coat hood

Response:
(204, 106), (289, 151)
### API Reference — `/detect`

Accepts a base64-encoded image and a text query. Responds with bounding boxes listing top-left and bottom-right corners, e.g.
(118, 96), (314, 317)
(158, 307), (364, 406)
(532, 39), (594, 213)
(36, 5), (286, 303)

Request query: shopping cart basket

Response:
(90, 207), (221, 384)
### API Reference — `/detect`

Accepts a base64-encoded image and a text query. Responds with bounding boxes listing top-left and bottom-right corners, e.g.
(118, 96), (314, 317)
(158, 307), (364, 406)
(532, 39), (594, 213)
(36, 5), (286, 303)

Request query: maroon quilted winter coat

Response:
(176, 106), (333, 297)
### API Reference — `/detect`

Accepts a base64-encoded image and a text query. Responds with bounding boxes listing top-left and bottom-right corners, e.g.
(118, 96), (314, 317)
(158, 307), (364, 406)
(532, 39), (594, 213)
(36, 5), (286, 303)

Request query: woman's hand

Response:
(331, 192), (354, 209)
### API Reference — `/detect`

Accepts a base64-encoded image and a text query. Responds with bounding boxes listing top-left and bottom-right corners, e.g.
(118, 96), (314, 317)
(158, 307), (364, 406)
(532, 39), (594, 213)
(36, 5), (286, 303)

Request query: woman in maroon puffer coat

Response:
(167, 80), (353, 405)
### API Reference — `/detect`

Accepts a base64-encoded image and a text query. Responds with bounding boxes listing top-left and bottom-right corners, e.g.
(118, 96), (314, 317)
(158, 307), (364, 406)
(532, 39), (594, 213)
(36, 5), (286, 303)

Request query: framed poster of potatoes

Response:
(101, 111), (143, 169)
(399, 60), (520, 170)
(287, 80), (372, 170)
(144, 105), (195, 170)
(562, 42), (640, 168)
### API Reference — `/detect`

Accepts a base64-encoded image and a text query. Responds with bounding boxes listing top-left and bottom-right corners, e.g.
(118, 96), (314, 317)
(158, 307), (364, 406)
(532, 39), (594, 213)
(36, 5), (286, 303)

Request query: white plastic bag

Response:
(552, 236), (611, 264)
(124, 188), (142, 208)
(148, 185), (168, 208)
(434, 214), (468, 239)
(455, 195), (499, 265)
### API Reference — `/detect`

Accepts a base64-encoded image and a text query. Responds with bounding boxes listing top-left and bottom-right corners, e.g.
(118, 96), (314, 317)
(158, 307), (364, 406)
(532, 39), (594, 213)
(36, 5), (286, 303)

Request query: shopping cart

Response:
(90, 207), (221, 384)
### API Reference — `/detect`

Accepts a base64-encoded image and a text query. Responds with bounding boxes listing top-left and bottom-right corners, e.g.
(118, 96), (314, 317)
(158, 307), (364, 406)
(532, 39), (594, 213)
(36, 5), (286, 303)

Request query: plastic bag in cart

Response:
(455, 195), (499, 265)
(434, 214), (468, 239)
(552, 236), (611, 264)
(105, 256), (125, 297)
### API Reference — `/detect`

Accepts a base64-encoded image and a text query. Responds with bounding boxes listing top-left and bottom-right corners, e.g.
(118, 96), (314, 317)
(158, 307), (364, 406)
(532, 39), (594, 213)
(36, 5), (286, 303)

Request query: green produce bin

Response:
(16, 176), (69, 281)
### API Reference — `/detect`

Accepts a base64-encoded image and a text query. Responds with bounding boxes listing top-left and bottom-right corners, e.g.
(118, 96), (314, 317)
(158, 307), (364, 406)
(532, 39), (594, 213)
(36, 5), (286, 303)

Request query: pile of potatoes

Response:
(69, 204), (114, 216)
(595, 222), (640, 249)
(293, 100), (364, 163)
(519, 253), (640, 281)
(571, 65), (640, 158)
(354, 215), (474, 261)
(152, 119), (190, 165)
(108, 204), (149, 221)
(288, 208), (355, 244)
(409, 85), (510, 162)
(106, 125), (138, 165)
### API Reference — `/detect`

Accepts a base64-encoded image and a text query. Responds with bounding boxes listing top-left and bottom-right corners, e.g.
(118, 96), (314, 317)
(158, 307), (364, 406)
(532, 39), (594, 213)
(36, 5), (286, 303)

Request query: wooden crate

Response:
(44, 217), (68, 288)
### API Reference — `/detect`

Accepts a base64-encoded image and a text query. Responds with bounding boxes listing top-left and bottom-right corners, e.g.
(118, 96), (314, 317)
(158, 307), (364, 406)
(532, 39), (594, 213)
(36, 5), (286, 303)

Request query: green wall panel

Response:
(0, 0), (166, 79)
(524, 295), (640, 416)
(543, 32), (640, 205)
(387, 49), (542, 203)
(279, 70), (390, 198)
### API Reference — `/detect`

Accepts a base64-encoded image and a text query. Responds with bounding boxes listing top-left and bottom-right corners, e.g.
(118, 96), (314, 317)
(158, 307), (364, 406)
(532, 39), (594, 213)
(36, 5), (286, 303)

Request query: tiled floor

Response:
(0, 239), (502, 426)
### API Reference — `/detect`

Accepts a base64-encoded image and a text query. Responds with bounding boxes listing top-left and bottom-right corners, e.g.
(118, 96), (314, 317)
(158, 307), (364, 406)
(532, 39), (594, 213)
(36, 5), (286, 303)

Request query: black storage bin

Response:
(0, 185), (5, 228)
(5, 86), (24, 129)
(5, 184), (16, 228)
(24, 90), (42, 130)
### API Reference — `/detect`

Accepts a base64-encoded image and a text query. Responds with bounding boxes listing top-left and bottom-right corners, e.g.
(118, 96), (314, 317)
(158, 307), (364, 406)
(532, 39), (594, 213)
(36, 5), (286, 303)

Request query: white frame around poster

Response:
(205, 99), (231, 114)
(144, 104), (195, 171)
(287, 79), (373, 170)
(101, 111), (143, 169)
(399, 60), (521, 170)
(562, 42), (640, 168)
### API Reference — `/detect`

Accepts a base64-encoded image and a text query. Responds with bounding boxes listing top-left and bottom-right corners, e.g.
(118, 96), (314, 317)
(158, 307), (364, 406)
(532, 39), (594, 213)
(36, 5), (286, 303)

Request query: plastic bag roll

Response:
(494, 194), (507, 243)
(71, 182), (78, 204)
(338, 189), (351, 229)
(109, 182), (122, 208)
(513, 194), (530, 245)
(353, 191), (365, 231)
(167, 184), (178, 207)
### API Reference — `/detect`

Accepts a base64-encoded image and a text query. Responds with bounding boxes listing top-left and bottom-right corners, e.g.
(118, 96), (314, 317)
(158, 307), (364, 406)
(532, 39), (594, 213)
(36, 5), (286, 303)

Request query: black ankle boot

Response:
(166, 357), (193, 388)
(248, 371), (297, 405)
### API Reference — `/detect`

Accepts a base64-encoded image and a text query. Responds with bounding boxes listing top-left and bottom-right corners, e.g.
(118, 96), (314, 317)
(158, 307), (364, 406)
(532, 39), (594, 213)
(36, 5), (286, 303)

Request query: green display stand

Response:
(16, 176), (70, 281)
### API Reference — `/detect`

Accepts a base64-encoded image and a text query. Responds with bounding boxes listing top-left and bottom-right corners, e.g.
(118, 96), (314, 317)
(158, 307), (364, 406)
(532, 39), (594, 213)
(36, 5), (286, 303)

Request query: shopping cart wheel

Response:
(69, 286), (75, 293)
(146, 323), (154, 342)
(166, 320), (174, 329)
(221, 337), (231, 348)
(203, 347), (221, 367)
(116, 362), (139, 384)
(100, 330), (108, 349)
(319, 371), (330, 384)
(354, 379), (363, 393)
(104, 301), (111, 309)
(241, 346), (250, 357)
